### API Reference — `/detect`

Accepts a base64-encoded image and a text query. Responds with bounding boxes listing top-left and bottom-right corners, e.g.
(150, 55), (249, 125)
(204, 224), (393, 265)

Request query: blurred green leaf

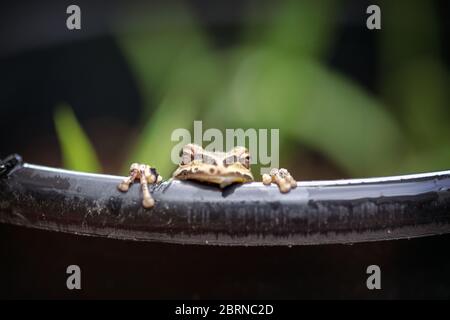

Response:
(54, 104), (102, 172)
(116, 3), (225, 176)
(123, 96), (196, 177)
(383, 60), (449, 147)
(244, 0), (338, 58)
(208, 49), (406, 176)
(380, 0), (441, 71)
(112, 0), (447, 179)
(116, 4), (216, 109)
(380, 0), (449, 170)
(404, 146), (450, 173)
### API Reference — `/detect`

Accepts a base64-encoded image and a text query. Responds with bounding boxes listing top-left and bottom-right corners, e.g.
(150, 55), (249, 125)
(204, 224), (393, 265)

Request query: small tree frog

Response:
(118, 144), (296, 208)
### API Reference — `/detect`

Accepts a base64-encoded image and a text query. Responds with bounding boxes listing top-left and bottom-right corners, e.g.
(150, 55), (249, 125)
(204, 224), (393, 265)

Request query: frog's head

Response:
(173, 144), (254, 188)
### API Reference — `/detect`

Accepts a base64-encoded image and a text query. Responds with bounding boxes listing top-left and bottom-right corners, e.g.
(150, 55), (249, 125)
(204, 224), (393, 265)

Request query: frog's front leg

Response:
(262, 168), (297, 193)
(118, 163), (162, 208)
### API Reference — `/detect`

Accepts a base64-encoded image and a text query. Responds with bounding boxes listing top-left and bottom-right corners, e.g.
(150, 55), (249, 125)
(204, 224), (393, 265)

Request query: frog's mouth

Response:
(206, 174), (253, 189)
(173, 164), (254, 189)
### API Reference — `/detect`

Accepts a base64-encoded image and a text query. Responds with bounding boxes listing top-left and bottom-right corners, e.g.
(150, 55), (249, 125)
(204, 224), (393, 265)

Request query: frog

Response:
(118, 143), (296, 208)
(172, 143), (254, 188)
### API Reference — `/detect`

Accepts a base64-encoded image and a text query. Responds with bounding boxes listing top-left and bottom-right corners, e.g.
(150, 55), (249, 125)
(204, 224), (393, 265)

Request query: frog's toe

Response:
(118, 173), (137, 192)
(262, 168), (297, 193)
(146, 173), (156, 184)
(287, 176), (297, 188)
(142, 196), (155, 208)
(262, 173), (272, 185)
(278, 179), (292, 193)
(118, 180), (130, 192)
(139, 175), (156, 209)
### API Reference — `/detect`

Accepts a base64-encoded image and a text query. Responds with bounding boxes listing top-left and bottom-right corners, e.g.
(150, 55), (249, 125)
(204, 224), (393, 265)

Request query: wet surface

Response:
(1, 164), (450, 245)
(2, 163), (450, 298)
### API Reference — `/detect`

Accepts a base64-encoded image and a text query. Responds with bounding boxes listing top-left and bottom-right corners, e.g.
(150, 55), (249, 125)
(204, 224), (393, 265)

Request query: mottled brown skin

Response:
(172, 144), (254, 188)
(173, 144), (296, 192)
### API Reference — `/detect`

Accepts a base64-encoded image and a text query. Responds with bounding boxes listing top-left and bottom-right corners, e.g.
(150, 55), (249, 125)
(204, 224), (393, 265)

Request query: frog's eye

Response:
(223, 155), (238, 166)
(180, 149), (194, 165)
(240, 154), (251, 169)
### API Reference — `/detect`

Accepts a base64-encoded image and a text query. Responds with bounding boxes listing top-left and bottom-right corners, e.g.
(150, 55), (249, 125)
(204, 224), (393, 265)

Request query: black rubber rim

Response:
(1, 159), (450, 246)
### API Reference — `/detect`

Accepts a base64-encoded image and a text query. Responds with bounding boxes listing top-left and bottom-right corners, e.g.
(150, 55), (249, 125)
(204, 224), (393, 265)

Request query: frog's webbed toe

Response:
(117, 163), (162, 208)
(118, 163), (140, 192)
(262, 168), (297, 193)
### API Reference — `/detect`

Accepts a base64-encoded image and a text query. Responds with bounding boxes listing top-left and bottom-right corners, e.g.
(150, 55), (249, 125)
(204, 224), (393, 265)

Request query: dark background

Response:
(2, 223), (450, 299)
(1, 0), (448, 176)
(1, 0), (449, 299)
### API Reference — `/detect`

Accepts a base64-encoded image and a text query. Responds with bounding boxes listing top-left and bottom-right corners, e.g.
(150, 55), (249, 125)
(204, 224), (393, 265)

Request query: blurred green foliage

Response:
(117, 4), (223, 175)
(54, 104), (102, 172)
(380, 0), (450, 171)
(54, 0), (449, 178)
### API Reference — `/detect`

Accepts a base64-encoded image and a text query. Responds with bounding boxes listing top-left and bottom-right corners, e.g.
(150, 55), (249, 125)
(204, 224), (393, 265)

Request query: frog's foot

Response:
(262, 168), (297, 193)
(117, 163), (162, 208)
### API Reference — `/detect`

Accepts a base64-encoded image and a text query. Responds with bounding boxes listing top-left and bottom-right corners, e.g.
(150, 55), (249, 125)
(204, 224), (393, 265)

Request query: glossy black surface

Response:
(1, 163), (450, 245)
